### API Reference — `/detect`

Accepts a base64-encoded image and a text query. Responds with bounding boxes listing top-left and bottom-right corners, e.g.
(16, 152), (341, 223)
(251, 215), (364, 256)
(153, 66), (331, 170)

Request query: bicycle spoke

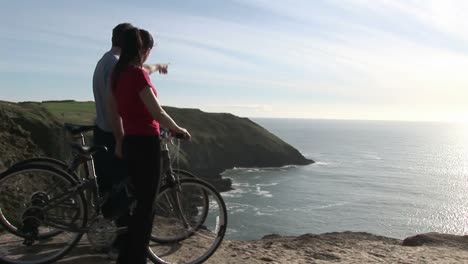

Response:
(44, 181), (66, 197)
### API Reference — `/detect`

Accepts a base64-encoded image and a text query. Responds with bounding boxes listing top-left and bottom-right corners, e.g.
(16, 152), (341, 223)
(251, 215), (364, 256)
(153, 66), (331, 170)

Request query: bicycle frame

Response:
(22, 127), (187, 236)
(40, 178), (94, 233)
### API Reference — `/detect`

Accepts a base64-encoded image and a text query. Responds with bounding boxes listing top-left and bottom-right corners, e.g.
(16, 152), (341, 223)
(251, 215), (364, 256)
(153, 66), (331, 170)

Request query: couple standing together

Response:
(92, 23), (191, 264)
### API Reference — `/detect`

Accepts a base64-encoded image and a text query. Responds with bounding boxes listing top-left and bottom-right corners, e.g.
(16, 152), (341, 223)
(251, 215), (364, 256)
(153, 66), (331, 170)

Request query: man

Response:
(92, 22), (167, 259)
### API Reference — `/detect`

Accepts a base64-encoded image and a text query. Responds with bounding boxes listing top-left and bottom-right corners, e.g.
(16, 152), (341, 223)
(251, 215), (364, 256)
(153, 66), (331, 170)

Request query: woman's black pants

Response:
(117, 135), (161, 264)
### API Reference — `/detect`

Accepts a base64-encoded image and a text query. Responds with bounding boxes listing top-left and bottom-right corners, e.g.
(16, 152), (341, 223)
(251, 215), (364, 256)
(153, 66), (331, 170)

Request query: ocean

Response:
(221, 118), (468, 240)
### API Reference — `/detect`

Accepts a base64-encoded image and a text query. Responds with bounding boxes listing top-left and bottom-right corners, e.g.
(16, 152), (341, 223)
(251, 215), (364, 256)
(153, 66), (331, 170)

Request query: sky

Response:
(1, 0), (468, 122)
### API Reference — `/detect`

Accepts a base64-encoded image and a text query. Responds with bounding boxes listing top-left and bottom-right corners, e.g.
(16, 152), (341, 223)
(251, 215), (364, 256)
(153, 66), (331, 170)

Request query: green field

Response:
(41, 101), (96, 124)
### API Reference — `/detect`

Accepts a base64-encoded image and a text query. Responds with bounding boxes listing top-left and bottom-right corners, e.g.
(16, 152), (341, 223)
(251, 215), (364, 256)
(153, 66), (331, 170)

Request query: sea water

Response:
(221, 119), (468, 240)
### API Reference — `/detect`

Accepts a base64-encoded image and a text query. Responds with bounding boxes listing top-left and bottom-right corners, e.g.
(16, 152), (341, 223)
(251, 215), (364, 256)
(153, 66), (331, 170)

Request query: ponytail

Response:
(111, 27), (143, 92)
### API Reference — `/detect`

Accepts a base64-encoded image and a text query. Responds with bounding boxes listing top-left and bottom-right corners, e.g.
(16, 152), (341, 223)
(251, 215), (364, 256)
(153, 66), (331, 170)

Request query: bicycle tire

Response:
(148, 178), (227, 264)
(171, 169), (196, 179)
(160, 169), (196, 186)
(8, 157), (69, 172)
(0, 164), (88, 264)
(7, 157), (83, 182)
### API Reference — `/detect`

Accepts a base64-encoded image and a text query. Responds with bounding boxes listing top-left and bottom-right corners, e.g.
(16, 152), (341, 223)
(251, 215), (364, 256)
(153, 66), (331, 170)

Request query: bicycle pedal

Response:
(23, 237), (35, 246)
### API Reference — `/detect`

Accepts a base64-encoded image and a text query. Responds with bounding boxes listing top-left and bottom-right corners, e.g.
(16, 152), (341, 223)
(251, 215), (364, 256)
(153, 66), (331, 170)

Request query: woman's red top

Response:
(114, 66), (160, 135)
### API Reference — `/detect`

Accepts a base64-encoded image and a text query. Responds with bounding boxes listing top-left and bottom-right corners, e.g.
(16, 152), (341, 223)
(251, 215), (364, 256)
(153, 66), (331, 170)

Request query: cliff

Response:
(164, 107), (313, 189)
(0, 101), (68, 170)
(0, 101), (313, 190)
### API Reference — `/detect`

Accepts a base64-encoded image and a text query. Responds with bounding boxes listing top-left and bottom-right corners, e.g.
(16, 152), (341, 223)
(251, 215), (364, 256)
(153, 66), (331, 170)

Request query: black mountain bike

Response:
(0, 124), (227, 264)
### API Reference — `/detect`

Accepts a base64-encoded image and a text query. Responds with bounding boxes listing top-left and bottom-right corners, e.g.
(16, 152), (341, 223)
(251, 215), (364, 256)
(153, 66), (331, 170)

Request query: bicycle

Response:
(1, 123), (198, 238)
(0, 124), (227, 264)
(8, 123), (197, 183)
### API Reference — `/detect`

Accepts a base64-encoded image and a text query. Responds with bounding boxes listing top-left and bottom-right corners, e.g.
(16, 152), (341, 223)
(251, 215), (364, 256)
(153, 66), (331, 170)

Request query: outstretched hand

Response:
(175, 127), (191, 141)
(143, 63), (169, 75)
(156, 64), (168, 74)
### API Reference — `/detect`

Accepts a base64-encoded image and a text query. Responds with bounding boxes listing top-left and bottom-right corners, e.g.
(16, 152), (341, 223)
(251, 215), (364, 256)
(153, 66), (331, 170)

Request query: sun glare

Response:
(447, 114), (468, 125)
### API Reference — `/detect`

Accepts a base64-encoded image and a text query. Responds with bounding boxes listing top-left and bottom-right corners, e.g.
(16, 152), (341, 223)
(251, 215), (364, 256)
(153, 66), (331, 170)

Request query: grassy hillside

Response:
(41, 100), (96, 124)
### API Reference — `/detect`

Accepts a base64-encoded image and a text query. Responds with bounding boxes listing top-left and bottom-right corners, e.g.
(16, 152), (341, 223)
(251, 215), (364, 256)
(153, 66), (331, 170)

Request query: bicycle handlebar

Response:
(172, 132), (189, 140)
(160, 128), (189, 141)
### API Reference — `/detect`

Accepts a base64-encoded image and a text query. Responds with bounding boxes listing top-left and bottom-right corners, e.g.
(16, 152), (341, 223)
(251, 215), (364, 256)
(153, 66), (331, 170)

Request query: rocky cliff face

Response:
(156, 107), (313, 190)
(0, 101), (313, 191)
(0, 101), (68, 170)
(165, 107), (313, 177)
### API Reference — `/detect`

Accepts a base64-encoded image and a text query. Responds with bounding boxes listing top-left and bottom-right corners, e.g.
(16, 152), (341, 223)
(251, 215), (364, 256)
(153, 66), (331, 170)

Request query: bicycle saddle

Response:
(64, 123), (96, 135)
(70, 143), (107, 156)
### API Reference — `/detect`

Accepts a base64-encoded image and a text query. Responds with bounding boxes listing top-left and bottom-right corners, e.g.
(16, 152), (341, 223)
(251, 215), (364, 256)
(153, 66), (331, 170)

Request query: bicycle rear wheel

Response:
(8, 157), (82, 182)
(0, 158), (81, 240)
(0, 164), (87, 264)
(8, 157), (69, 172)
(148, 178), (227, 264)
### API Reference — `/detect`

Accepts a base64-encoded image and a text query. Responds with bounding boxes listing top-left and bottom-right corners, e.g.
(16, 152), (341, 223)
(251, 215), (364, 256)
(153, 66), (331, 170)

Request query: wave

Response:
(227, 203), (261, 212)
(255, 211), (273, 216)
(314, 161), (330, 166)
(225, 228), (239, 235)
(315, 201), (351, 209)
(232, 182), (251, 188)
(229, 165), (299, 173)
(256, 182), (279, 187)
(361, 152), (382, 160)
(254, 186), (273, 198)
(222, 187), (248, 198)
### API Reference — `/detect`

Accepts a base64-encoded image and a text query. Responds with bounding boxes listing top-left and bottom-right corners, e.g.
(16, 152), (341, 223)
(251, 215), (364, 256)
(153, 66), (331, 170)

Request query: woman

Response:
(108, 27), (191, 264)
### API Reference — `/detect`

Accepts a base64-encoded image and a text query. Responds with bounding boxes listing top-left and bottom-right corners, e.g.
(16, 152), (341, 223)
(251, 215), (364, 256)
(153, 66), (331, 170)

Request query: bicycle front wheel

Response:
(148, 178), (227, 264)
(0, 164), (88, 264)
(151, 170), (207, 244)
(171, 169), (197, 179)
